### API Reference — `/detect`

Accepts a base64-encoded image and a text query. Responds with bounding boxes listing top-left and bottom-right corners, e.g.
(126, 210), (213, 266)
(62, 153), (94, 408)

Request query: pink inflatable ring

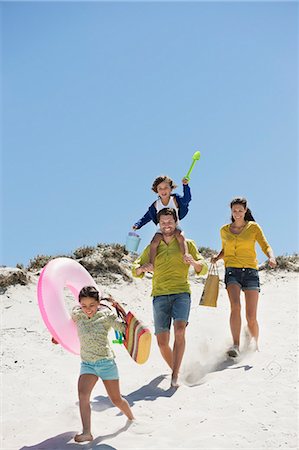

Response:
(37, 257), (100, 354)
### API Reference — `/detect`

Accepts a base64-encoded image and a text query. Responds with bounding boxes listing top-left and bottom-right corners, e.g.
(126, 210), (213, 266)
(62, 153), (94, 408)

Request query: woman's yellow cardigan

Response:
(221, 221), (272, 269)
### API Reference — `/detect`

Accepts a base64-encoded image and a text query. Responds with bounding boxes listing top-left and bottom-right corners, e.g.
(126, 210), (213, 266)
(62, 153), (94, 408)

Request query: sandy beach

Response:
(1, 261), (298, 449)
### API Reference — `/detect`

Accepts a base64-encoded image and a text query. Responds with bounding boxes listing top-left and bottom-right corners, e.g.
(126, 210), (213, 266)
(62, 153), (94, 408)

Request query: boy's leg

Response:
(75, 374), (98, 442)
(149, 233), (163, 266)
(174, 229), (188, 257)
(103, 379), (135, 420)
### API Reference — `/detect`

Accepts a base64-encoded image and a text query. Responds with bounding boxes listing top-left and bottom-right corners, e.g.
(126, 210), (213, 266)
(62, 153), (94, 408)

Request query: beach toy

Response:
(37, 257), (98, 355)
(37, 257), (152, 363)
(112, 330), (124, 344)
(125, 231), (141, 253)
(185, 151), (201, 181)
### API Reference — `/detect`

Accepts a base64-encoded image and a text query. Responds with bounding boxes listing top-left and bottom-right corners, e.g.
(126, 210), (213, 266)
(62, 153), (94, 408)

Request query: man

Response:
(132, 207), (208, 387)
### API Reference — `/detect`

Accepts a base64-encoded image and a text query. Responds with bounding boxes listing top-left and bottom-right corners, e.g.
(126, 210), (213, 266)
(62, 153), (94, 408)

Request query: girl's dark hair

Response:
(152, 175), (177, 193)
(78, 286), (100, 302)
(230, 197), (255, 222)
(157, 207), (178, 223)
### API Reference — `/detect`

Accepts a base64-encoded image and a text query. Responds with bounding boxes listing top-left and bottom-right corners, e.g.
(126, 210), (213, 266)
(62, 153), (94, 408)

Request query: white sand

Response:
(1, 266), (298, 449)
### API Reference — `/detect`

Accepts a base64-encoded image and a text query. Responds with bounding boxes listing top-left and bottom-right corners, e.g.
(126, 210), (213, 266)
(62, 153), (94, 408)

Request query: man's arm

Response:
(185, 240), (208, 275)
(131, 246), (151, 278)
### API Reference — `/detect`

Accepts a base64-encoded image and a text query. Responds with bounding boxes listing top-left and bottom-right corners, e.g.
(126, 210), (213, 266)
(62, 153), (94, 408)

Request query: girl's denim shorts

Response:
(225, 267), (260, 292)
(80, 358), (119, 380)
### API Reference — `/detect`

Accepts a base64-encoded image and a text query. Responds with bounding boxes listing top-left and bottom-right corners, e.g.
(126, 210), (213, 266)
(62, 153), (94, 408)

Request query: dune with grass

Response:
(1, 246), (298, 449)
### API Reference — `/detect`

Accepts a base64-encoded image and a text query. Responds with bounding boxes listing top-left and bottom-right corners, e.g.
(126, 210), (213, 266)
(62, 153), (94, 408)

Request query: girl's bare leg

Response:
(75, 374), (98, 442)
(103, 379), (135, 420)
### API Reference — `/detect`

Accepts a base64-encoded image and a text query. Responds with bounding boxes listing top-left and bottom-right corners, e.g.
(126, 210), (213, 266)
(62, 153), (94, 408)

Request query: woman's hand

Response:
(211, 250), (223, 264)
(268, 257), (277, 268)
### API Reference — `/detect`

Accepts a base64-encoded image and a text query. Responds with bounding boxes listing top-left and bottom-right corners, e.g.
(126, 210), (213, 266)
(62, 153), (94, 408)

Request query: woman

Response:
(212, 197), (276, 358)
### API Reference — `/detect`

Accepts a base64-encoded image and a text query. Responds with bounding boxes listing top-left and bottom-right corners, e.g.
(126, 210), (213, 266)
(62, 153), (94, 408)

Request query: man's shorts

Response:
(152, 292), (191, 335)
(80, 358), (119, 380)
(224, 267), (260, 292)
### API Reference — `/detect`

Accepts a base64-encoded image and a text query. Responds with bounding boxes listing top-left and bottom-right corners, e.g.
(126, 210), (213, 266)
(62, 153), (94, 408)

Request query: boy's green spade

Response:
(185, 151), (201, 181)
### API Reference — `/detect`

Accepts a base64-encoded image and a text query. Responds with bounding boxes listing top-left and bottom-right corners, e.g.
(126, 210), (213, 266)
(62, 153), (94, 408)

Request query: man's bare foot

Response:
(74, 433), (93, 442)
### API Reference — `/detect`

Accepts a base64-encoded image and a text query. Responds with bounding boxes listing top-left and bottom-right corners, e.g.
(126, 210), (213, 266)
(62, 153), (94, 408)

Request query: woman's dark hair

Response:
(230, 197), (255, 222)
(78, 286), (100, 302)
(152, 175), (177, 193)
(157, 207), (178, 223)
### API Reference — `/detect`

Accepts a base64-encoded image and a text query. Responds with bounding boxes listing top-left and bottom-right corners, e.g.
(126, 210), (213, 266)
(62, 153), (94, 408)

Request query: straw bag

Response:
(199, 263), (219, 307)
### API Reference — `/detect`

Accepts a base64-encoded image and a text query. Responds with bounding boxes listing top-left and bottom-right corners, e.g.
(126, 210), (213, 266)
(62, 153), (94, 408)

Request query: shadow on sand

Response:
(182, 353), (253, 387)
(92, 374), (176, 412)
(19, 423), (130, 450)
(20, 375), (174, 450)
(212, 357), (253, 373)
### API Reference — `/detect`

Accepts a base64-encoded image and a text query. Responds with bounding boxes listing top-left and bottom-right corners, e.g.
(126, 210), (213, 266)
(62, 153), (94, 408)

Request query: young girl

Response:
(133, 175), (191, 268)
(72, 286), (134, 443)
(212, 197), (276, 358)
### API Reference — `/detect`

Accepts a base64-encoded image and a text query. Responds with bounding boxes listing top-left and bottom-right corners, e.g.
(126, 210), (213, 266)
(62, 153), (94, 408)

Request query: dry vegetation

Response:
(0, 245), (298, 290)
(259, 253), (299, 272)
(0, 268), (29, 290)
(198, 246), (217, 259)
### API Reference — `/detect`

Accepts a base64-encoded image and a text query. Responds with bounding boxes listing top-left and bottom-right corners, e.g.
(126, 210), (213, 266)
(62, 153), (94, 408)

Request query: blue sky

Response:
(1, 1), (298, 267)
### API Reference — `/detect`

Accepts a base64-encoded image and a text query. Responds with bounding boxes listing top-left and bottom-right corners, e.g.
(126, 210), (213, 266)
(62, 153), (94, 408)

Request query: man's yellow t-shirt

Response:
(221, 221), (272, 269)
(132, 238), (208, 296)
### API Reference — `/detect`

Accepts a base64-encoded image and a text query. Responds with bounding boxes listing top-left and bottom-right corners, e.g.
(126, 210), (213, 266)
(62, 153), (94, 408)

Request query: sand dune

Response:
(1, 264), (298, 449)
